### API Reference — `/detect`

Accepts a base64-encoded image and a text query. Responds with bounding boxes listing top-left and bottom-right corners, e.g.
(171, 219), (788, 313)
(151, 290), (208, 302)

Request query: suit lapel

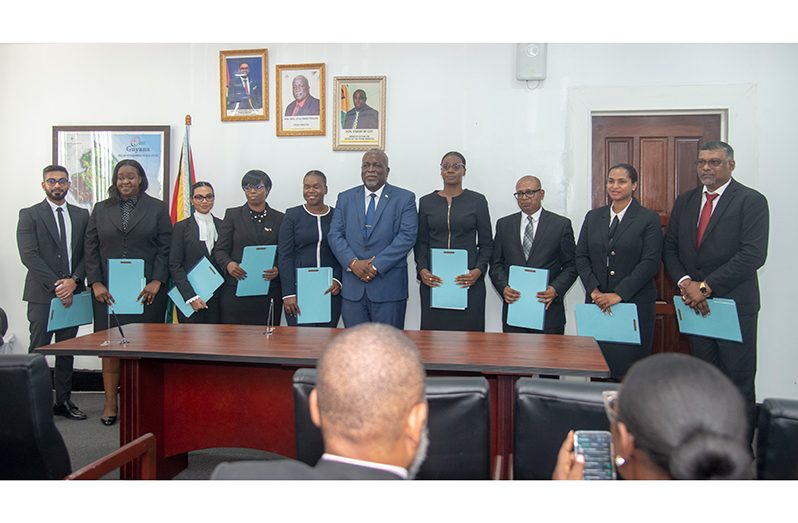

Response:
(189, 216), (211, 256)
(124, 194), (148, 233)
(355, 186), (366, 234)
(597, 206), (611, 249)
(66, 203), (83, 268)
(509, 213), (525, 260)
(685, 188), (702, 241)
(369, 184), (392, 235)
(701, 179), (737, 245)
(38, 200), (61, 245)
(107, 200), (124, 232)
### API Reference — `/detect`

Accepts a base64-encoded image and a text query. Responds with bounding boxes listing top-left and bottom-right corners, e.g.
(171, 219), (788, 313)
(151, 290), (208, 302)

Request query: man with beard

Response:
(212, 323), (429, 479)
(17, 165), (89, 420)
(227, 61), (261, 111)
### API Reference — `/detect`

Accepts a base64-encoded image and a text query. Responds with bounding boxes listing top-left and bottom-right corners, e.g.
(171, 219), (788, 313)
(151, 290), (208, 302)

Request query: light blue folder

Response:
(506, 266), (549, 330)
(431, 248), (468, 310)
(108, 258), (145, 314)
(168, 256), (225, 318)
(673, 296), (742, 342)
(575, 303), (641, 345)
(297, 267), (332, 324)
(47, 292), (93, 332)
(236, 245), (277, 297)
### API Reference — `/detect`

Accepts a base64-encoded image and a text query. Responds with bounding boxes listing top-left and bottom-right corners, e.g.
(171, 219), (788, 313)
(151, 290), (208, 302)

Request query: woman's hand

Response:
(92, 282), (115, 305)
(591, 289), (622, 313)
(419, 268), (443, 288)
(263, 266), (279, 281)
(552, 430), (585, 480)
(227, 262), (247, 280)
(325, 280), (342, 296)
(137, 280), (161, 305)
(190, 298), (208, 312)
(455, 268), (481, 288)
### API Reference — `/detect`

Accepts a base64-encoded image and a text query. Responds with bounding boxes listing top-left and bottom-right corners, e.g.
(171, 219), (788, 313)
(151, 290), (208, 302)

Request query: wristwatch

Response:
(699, 281), (709, 296)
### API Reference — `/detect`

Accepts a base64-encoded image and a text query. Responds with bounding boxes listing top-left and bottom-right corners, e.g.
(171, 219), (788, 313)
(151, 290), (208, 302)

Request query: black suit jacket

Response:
(490, 209), (577, 331)
(575, 198), (662, 304)
(169, 214), (224, 302)
(17, 200), (89, 304)
(663, 178), (769, 315)
(84, 193), (173, 286)
(214, 204), (284, 291)
(212, 457), (403, 480)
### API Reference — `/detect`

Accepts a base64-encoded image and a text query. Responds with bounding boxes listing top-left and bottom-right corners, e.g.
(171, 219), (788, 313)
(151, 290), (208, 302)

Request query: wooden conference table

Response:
(40, 324), (608, 479)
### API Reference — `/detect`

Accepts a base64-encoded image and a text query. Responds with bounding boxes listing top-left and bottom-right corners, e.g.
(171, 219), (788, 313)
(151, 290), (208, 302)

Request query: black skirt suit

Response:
(414, 189), (493, 331)
(84, 192), (173, 330)
(214, 203), (284, 325)
(277, 205), (342, 327)
(575, 198), (662, 379)
(169, 214), (224, 323)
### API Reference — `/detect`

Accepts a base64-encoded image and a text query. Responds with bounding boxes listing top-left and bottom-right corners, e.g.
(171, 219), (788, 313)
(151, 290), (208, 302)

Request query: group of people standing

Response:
(17, 140), (768, 435)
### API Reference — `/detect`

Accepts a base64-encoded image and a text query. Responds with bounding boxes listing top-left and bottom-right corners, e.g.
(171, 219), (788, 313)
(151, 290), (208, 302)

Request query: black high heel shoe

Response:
(100, 415), (117, 426)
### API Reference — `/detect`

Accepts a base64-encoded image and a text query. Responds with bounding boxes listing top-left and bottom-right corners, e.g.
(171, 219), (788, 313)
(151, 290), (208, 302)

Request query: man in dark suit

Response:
(490, 176), (577, 334)
(343, 89), (379, 130)
(328, 149), (417, 329)
(284, 75), (321, 117)
(226, 61), (261, 111)
(16, 165), (89, 420)
(664, 141), (769, 431)
(212, 323), (429, 479)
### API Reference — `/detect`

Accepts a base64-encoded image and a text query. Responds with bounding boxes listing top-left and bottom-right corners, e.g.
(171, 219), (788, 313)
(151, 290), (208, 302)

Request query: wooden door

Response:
(591, 114), (721, 355)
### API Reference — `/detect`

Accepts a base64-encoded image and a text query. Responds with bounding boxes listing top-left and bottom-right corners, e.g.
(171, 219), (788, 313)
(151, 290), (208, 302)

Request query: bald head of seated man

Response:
(212, 323), (429, 480)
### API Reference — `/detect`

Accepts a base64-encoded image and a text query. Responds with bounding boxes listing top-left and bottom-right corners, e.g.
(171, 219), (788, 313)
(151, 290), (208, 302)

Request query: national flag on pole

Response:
(168, 115), (196, 323)
(170, 115), (196, 225)
(340, 84), (350, 127)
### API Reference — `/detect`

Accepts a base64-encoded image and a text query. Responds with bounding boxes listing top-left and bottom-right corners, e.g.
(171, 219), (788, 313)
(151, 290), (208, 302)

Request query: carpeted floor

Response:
(55, 391), (281, 479)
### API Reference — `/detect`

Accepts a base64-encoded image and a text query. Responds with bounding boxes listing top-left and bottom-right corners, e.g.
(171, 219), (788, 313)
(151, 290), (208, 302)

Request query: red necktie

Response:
(696, 192), (719, 248)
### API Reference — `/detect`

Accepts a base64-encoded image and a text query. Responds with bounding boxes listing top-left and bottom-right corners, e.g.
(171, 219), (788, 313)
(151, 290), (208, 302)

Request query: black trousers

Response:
(27, 301), (78, 405)
(689, 312), (758, 440)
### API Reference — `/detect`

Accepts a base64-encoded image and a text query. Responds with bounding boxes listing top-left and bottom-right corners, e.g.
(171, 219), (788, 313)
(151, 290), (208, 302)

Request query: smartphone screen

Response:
(574, 430), (616, 480)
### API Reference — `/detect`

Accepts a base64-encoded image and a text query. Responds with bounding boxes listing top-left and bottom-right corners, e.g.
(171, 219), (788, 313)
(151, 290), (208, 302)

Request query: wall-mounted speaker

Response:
(516, 43), (547, 81)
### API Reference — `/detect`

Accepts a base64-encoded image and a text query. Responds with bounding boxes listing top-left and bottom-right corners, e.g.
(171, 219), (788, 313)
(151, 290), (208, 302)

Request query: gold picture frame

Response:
(333, 76), (386, 151)
(276, 63), (326, 137)
(220, 49), (268, 122)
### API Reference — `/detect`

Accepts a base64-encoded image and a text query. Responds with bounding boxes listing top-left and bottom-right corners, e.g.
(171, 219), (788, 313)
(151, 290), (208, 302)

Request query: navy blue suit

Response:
(328, 183), (418, 328)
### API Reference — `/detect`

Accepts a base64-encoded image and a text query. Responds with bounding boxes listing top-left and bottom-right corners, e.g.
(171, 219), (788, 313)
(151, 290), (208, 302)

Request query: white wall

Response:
(1, 43), (795, 400)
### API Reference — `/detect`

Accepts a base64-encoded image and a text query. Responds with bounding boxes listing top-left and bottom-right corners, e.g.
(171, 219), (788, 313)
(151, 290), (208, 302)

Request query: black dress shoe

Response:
(100, 415), (117, 426)
(53, 400), (87, 420)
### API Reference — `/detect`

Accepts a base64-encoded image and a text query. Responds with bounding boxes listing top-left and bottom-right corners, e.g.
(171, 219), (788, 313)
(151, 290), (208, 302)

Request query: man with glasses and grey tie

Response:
(16, 165), (90, 420)
(490, 175), (577, 335)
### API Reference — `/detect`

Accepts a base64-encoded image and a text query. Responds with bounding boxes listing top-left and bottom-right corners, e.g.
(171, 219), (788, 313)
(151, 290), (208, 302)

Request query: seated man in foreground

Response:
(212, 323), (429, 479)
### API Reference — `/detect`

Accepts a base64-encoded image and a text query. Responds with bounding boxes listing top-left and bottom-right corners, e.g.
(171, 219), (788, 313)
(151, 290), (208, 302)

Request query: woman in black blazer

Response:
(85, 159), (172, 425)
(278, 171), (342, 327)
(169, 181), (223, 323)
(575, 163), (662, 379)
(214, 170), (284, 325)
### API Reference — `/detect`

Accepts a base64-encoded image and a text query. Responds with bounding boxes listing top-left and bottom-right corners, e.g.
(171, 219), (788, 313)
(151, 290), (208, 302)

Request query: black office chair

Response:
(0, 354), (155, 480)
(756, 398), (798, 479)
(292, 369), (492, 479)
(513, 377), (619, 479)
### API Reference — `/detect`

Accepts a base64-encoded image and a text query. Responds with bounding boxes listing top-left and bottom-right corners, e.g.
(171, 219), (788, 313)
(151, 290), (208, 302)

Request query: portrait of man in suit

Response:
(212, 323), (429, 480)
(328, 149), (418, 329)
(226, 61), (262, 111)
(284, 75), (320, 117)
(490, 175), (577, 334)
(664, 141), (769, 434)
(343, 89), (379, 130)
(16, 165), (90, 420)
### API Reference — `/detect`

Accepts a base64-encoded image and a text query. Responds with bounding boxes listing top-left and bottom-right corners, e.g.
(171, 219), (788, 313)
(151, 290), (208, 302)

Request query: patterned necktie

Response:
(696, 192), (719, 247)
(364, 193), (376, 237)
(353, 111), (360, 130)
(522, 215), (535, 259)
(121, 200), (135, 231)
(56, 207), (69, 273)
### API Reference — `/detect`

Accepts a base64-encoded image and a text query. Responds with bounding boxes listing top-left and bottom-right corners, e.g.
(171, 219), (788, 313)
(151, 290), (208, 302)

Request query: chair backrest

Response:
(756, 398), (798, 480)
(0, 354), (72, 479)
(514, 377), (618, 480)
(292, 369), (491, 479)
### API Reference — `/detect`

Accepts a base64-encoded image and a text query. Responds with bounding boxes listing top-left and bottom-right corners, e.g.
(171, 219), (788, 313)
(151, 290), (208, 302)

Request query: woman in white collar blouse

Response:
(169, 181), (223, 323)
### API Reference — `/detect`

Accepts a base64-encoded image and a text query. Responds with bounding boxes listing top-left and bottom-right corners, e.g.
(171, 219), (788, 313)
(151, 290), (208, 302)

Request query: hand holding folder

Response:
(506, 266), (549, 330)
(108, 259), (145, 315)
(431, 249), (469, 310)
(47, 292), (93, 332)
(236, 245), (277, 297)
(576, 303), (641, 345)
(673, 296), (742, 342)
(296, 267), (333, 324)
(168, 256), (225, 318)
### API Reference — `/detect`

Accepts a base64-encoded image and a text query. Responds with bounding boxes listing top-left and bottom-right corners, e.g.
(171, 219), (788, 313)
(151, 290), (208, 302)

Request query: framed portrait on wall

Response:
(333, 76), (386, 151)
(52, 126), (171, 210)
(220, 49), (268, 122)
(276, 63), (325, 136)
